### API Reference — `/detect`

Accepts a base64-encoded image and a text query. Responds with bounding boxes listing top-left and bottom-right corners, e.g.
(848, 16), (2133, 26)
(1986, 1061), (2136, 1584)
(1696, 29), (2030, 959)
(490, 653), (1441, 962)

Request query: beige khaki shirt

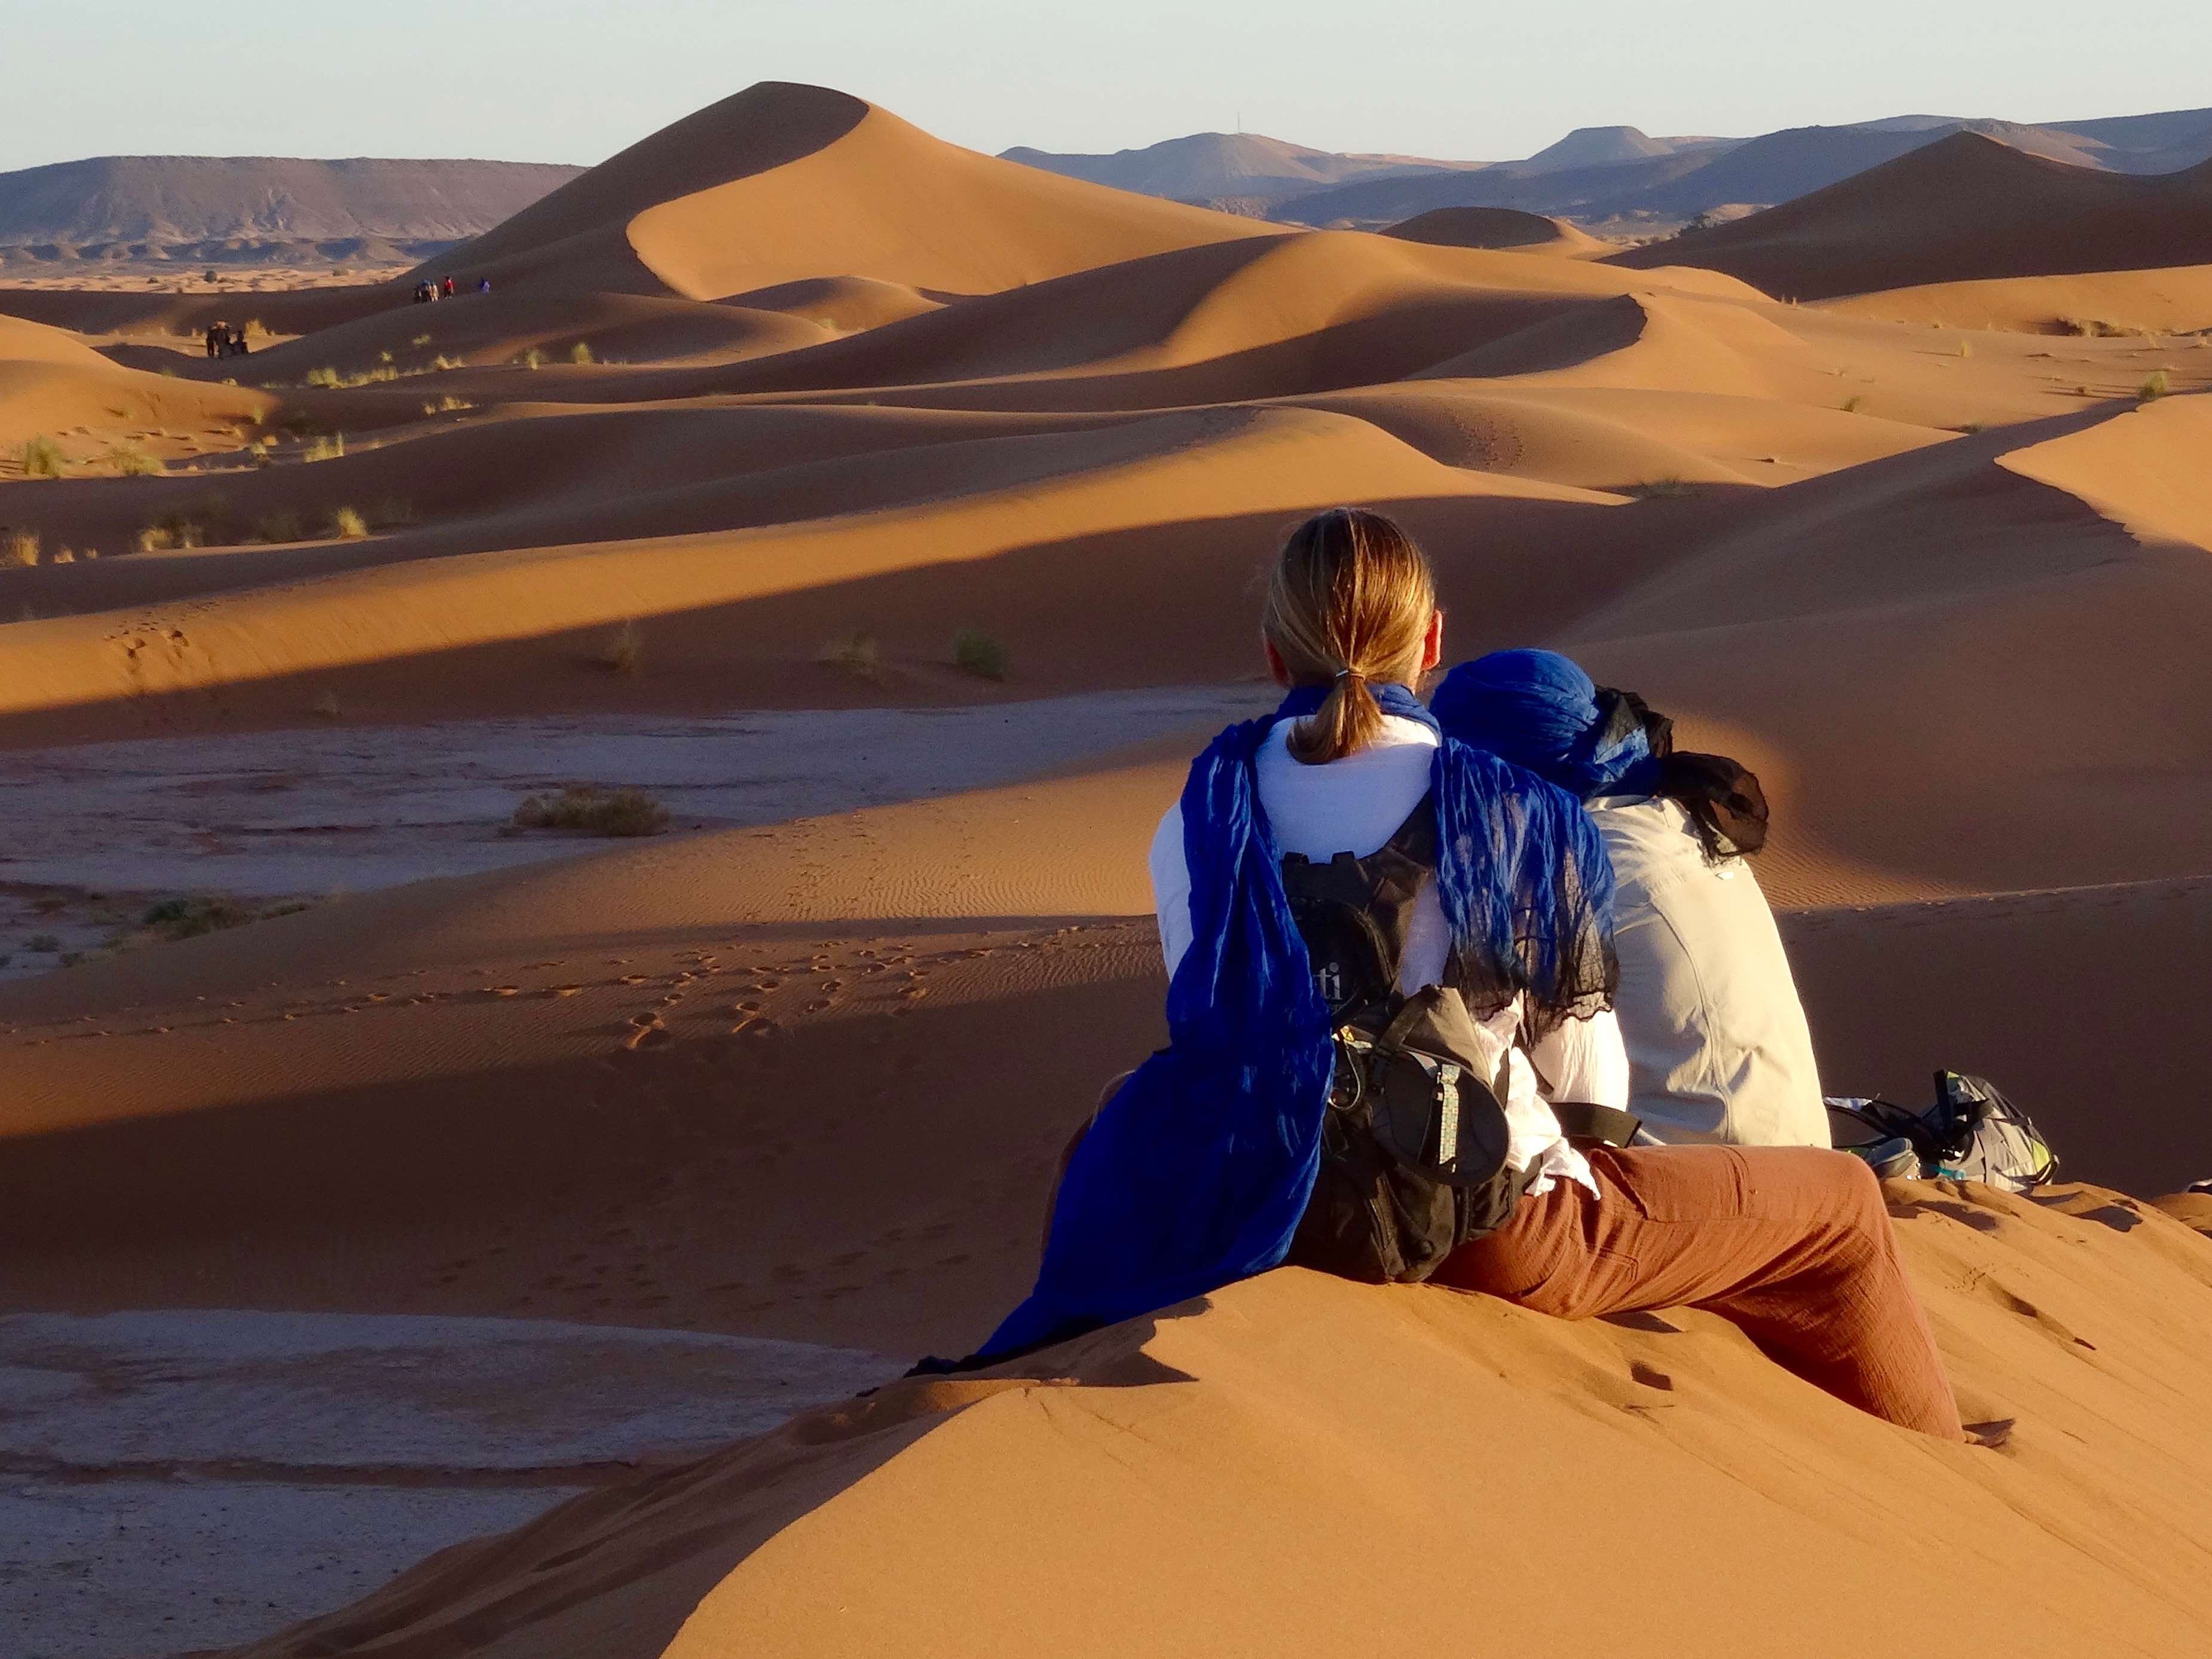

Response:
(1587, 795), (1829, 1147)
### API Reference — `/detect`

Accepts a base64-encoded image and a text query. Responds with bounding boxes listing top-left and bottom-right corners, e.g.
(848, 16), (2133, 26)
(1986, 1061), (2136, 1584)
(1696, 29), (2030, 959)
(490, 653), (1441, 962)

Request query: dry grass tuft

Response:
(570, 341), (595, 365)
(512, 785), (669, 838)
(303, 433), (345, 463)
(2058, 317), (2143, 338)
(329, 506), (369, 540)
(1625, 477), (1692, 500)
(106, 444), (163, 478)
(20, 436), (64, 478)
(598, 619), (644, 676)
(816, 630), (888, 684)
(953, 628), (1009, 681)
(1841, 395), (1866, 414)
(3, 530), (39, 567)
(251, 507), (305, 544)
(2139, 370), (2171, 402)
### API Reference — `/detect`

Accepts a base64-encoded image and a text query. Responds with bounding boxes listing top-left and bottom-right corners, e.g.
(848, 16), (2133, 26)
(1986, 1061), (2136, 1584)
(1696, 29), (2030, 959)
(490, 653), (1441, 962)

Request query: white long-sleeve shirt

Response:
(1148, 715), (1629, 1197)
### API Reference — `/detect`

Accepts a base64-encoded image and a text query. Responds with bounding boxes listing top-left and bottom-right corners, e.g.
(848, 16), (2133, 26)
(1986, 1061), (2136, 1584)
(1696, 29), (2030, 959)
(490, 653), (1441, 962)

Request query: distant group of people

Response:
(412, 275), (491, 304)
(974, 507), (1985, 1444)
(203, 322), (249, 359)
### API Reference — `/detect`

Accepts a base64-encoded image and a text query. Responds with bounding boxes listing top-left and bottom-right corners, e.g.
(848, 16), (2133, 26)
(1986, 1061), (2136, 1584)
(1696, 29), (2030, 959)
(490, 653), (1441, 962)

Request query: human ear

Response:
(1421, 610), (1444, 674)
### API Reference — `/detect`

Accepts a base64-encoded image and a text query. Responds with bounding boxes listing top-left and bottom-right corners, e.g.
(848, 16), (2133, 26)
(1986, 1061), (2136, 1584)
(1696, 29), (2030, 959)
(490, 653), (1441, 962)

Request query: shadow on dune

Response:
(0, 492), (1644, 740)
(0, 923), (1166, 1353)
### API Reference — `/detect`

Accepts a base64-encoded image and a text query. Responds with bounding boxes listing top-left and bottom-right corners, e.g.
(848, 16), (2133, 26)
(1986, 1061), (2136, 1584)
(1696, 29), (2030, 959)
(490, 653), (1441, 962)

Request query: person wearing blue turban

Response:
(1433, 649), (1828, 1147)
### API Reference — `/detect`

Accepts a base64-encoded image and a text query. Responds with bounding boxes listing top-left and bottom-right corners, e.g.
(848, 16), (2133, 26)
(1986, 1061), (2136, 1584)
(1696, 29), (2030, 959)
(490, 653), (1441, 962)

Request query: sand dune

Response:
(1613, 132), (2212, 299)
(0, 312), (271, 451)
(1819, 262), (2212, 333)
(221, 1188), (2212, 1659)
(1381, 206), (1608, 255)
(4, 79), (2211, 1658)
(420, 83), (1277, 301)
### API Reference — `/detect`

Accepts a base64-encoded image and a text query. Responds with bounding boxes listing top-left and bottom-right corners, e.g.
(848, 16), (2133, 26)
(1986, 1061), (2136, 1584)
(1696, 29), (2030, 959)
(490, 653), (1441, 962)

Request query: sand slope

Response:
(418, 83), (1278, 301)
(1381, 206), (1608, 255)
(1612, 133), (2212, 299)
(222, 1186), (2212, 1659)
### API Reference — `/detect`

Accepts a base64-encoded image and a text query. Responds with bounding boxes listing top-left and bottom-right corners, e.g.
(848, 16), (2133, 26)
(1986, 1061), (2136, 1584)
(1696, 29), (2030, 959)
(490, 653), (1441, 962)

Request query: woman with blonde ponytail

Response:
(975, 509), (1966, 1443)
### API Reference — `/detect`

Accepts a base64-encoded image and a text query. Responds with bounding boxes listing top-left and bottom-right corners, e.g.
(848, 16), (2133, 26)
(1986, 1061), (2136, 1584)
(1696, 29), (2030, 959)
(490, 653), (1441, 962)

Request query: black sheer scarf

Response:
(1598, 688), (1770, 864)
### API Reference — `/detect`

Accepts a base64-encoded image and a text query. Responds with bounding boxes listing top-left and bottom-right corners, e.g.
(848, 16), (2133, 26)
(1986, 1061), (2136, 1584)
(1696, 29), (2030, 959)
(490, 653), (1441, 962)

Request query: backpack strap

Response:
(1549, 1102), (1642, 1147)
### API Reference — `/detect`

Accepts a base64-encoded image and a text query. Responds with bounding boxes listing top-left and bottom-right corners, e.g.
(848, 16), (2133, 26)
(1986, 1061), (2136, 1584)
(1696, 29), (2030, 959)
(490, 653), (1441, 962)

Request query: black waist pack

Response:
(1286, 985), (1529, 1284)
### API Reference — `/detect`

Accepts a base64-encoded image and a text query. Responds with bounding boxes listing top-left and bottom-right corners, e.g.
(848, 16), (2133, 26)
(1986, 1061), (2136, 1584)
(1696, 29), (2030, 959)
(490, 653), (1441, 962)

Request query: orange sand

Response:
(0, 80), (2208, 1657)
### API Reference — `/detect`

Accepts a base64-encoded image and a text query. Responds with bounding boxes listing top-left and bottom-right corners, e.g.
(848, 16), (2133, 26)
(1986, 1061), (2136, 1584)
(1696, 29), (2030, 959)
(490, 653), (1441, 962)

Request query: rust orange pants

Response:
(1435, 1143), (1964, 1440)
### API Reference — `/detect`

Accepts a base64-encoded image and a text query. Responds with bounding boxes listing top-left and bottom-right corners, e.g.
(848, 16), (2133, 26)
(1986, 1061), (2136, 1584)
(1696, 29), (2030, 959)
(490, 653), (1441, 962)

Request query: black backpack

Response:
(1278, 803), (1531, 1284)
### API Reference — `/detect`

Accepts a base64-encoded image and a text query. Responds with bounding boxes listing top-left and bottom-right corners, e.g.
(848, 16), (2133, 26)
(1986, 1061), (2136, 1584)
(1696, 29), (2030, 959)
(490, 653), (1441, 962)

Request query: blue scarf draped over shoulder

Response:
(980, 681), (1616, 1358)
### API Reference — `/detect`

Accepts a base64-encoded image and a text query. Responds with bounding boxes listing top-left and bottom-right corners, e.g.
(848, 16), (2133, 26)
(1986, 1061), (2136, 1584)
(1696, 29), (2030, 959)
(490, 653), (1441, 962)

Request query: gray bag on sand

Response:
(1828, 1072), (2058, 1193)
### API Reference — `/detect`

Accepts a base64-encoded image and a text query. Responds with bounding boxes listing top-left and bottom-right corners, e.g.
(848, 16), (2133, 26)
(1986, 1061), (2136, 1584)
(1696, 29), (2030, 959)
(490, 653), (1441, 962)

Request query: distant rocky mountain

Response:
(1497, 126), (1737, 176)
(0, 156), (584, 263)
(998, 132), (1484, 209)
(1002, 107), (2212, 234)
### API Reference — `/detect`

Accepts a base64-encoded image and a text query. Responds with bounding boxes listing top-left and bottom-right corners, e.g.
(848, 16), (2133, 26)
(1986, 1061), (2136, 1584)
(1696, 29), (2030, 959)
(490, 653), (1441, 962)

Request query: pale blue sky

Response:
(7, 0), (2211, 173)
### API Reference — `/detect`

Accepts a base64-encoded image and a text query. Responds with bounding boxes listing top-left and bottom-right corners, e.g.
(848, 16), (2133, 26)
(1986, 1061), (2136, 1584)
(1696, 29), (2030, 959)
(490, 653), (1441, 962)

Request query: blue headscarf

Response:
(979, 681), (1614, 1358)
(1430, 649), (1660, 800)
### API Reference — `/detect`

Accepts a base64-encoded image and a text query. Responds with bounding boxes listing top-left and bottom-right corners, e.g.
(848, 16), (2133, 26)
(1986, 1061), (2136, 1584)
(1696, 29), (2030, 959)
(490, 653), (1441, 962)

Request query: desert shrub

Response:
(106, 444), (162, 477)
(519, 347), (546, 371)
(432, 354), (464, 371)
(423, 393), (472, 415)
(512, 785), (669, 838)
(3, 530), (37, 567)
(1955, 338), (1972, 358)
(2139, 371), (2171, 402)
(20, 436), (64, 478)
(1841, 395), (1866, 414)
(378, 350), (394, 365)
(570, 341), (595, 365)
(310, 690), (341, 719)
(953, 628), (1009, 681)
(139, 494), (229, 552)
(305, 366), (342, 387)
(2058, 317), (2139, 338)
(816, 630), (886, 682)
(303, 433), (345, 463)
(329, 506), (369, 540)
(599, 618), (643, 675)
(1626, 477), (1691, 499)
(411, 333), (433, 347)
(1954, 422), (1987, 435)
(252, 507), (305, 543)
(247, 437), (273, 465)
(49, 547), (74, 565)
(140, 896), (255, 941)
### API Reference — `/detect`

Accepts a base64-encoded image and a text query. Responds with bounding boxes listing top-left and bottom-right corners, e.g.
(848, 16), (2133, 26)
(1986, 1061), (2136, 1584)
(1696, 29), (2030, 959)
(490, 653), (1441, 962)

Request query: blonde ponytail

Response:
(1262, 509), (1437, 766)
